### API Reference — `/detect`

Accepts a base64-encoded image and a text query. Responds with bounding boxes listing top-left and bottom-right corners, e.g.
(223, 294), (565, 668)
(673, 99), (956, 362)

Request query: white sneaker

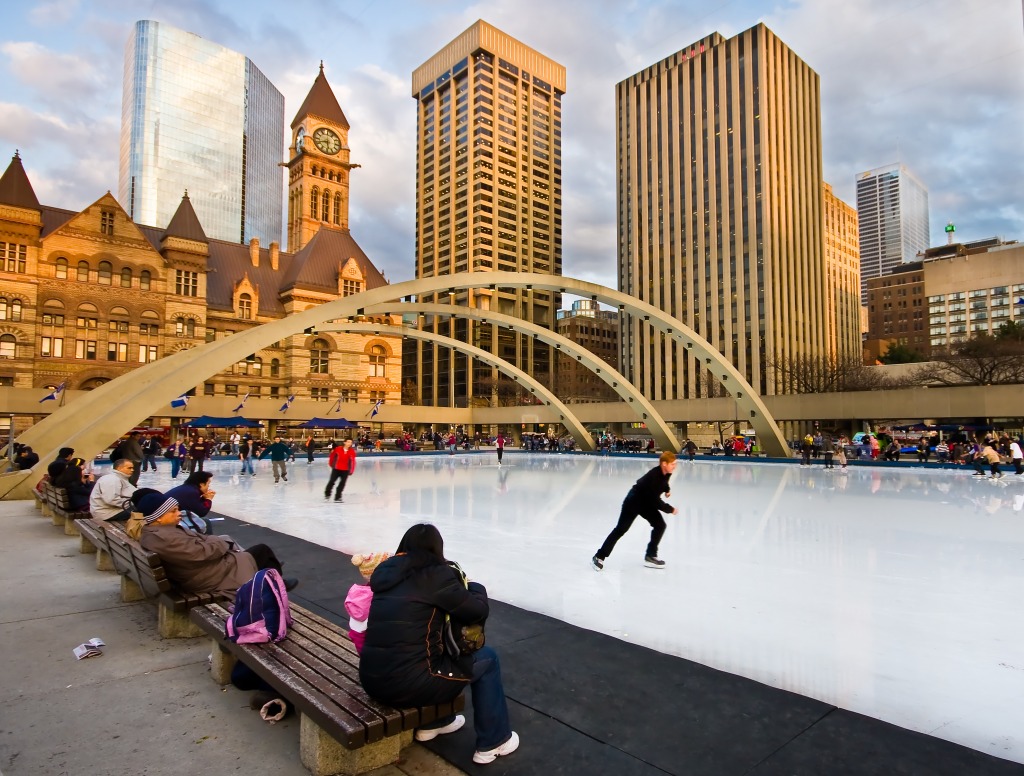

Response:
(473, 731), (520, 764)
(414, 714), (465, 742)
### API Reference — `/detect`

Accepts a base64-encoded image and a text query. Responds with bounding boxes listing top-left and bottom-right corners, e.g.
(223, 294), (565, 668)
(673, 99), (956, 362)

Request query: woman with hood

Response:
(358, 523), (519, 766)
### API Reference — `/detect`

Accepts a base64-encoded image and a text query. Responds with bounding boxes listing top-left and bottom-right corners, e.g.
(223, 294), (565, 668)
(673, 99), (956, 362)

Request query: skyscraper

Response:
(823, 182), (861, 360)
(855, 162), (929, 304)
(118, 20), (285, 245)
(616, 24), (826, 400)
(405, 20), (565, 408)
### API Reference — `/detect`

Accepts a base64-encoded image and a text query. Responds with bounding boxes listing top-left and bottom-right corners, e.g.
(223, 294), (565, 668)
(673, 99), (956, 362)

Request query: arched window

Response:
(120, 267), (132, 288)
(10, 299), (22, 322)
(238, 293), (252, 320)
(80, 377), (110, 391)
(310, 186), (320, 220)
(175, 317), (195, 337)
(77, 261), (89, 282)
(0, 334), (15, 359)
(322, 190), (331, 222)
(309, 338), (329, 374)
(0, 298), (7, 320)
(97, 261), (112, 285)
(55, 258), (68, 280)
(270, 358), (280, 377)
(333, 193), (342, 225)
(369, 345), (386, 377)
(140, 270), (151, 291)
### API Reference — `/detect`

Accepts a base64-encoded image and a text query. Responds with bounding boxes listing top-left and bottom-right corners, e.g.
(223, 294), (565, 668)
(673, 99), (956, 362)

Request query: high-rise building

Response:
(823, 182), (861, 360)
(855, 162), (929, 304)
(118, 20), (285, 245)
(616, 24), (826, 399)
(554, 300), (619, 403)
(404, 20), (565, 408)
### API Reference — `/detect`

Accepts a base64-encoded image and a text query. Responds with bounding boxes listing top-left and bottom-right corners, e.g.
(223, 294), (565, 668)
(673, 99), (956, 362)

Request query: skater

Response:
(239, 437), (255, 476)
(305, 435), (316, 464)
(682, 439), (697, 463)
(592, 451), (678, 570)
(325, 438), (357, 501)
(259, 435), (291, 483)
(822, 435), (835, 469)
(496, 434), (505, 465)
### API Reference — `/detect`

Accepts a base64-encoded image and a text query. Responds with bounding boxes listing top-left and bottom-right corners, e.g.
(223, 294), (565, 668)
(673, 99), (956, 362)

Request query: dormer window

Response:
(238, 293), (252, 320)
(100, 210), (115, 236)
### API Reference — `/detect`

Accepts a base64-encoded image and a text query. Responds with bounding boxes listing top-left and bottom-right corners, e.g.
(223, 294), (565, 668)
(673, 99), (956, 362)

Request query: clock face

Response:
(313, 127), (341, 155)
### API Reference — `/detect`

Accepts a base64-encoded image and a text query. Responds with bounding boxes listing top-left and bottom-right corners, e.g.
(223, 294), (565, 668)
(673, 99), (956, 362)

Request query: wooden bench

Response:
(75, 516), (225, 638)
(190, 602), (465, 776)
(43, 483), (90, 536)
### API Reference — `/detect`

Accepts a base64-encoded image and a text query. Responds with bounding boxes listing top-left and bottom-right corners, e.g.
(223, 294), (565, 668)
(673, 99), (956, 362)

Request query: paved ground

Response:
(2, 493), (1022, 776)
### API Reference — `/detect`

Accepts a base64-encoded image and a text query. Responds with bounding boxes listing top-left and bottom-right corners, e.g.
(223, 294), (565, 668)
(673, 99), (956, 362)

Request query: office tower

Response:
(118, 20), (285, 245)
(555, 300), (620, 403)
(864, 262), (928, 359)
(823, 183), (862, 360)
(855, 162), (929, 304)
(616, 24), (825, 399)
(405, 20), (565, 408)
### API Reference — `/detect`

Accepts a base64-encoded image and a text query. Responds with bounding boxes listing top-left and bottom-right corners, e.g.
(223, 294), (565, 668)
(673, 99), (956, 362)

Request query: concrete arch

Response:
(343, 302), (679, 452)
(4, 272), (785, 498)
(324, 323), (594, 451)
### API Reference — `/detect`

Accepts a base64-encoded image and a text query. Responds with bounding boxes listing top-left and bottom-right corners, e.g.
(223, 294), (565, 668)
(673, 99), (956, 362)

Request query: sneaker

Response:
(591, 555), (604, 571)
(414, 714), (465, 742)
(473, 731), (519, 764)
(644, 555), (666, 568)
(283, 476), (288, 481)
(283, 577), (299, 592)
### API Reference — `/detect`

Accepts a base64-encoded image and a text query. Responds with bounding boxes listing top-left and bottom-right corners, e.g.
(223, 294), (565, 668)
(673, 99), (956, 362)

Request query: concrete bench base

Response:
(300, 716), (412, 776)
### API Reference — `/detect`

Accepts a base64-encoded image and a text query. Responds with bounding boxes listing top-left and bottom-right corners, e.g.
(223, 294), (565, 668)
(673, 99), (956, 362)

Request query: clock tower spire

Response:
(286, 64), (358, 253)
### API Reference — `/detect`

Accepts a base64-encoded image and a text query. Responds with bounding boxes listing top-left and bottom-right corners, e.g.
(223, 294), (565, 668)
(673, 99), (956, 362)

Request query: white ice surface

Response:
(138, 451), (1024, 763)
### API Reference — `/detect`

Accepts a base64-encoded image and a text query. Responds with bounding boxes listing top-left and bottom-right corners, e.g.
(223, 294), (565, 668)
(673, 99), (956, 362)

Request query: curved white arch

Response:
(4, 272), (786, 498)
(325, 323), (594, 451)
(343, 302), (679, 452)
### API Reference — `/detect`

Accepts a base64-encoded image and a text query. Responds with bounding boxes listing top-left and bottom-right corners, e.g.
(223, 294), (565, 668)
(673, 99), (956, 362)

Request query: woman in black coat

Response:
(359, 524), (519, 765)
(53, 458), (94, 511)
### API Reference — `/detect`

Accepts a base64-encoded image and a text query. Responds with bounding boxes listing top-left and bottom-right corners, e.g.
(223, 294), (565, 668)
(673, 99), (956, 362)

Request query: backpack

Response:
(226, 568), (292, 644)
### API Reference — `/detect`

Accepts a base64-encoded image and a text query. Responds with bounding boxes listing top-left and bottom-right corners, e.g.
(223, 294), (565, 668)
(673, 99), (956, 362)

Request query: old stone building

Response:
(0, 68), (401, 419)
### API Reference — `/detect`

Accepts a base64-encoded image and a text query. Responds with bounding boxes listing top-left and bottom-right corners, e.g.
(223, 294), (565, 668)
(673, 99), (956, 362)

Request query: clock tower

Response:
(287, 63), (358, 253)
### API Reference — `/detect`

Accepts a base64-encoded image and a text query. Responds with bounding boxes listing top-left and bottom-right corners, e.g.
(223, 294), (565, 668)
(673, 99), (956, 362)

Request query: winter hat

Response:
(351, 552), (391, 580)
(58, 447), (75, 459)
(138, 493), (179, 523)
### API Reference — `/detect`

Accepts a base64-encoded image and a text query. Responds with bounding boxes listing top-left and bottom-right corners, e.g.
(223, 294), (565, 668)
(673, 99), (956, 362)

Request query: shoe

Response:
(324, 493), (330, 500)
(250, 473), (256, 477)
(335, 495), (343, 502)
(274, 479), (280, 483)
(415, 714), (465, 742)
(644, 555), (666, 568)
(283, 577), (299, 592)
(473, 731), (519, 764)
(591, 555), (604, 571)
(283, 476), (288, 481)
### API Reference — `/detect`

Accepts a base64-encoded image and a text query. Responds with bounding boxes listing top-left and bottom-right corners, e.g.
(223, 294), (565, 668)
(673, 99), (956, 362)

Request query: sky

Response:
(1, 0), (1021, 291)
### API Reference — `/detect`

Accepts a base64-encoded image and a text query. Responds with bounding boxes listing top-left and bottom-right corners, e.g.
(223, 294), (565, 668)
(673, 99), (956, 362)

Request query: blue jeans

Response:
(240, 456), (254, 475)
(420, 646), (511, 751)
(170, 457), (182, 478)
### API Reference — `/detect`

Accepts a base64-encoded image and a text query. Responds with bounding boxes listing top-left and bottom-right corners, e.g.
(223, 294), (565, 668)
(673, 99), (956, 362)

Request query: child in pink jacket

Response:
(344, 552), (390, 653)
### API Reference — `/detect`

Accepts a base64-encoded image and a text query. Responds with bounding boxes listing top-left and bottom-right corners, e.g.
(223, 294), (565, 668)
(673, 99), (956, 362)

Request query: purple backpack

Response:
(226, 569), (293, 644)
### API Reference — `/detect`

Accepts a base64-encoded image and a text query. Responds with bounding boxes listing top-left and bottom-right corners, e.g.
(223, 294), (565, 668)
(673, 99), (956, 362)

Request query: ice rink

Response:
(137, 450), (1024, 763)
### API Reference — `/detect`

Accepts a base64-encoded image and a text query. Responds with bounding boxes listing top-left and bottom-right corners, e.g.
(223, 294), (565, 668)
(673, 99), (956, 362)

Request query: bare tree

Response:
(471, 375), (531, 407)
(912, 333), (1024, 386)
(767, 354), (908, 394)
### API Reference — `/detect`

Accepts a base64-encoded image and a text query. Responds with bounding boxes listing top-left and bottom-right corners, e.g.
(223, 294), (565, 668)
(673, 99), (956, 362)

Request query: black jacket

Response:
(359, 552), (488, 708)
(626, 465), (673, 513)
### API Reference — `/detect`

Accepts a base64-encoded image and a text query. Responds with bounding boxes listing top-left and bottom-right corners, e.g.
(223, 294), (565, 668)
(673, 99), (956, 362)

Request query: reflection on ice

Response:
(139, 452), (1024, 763)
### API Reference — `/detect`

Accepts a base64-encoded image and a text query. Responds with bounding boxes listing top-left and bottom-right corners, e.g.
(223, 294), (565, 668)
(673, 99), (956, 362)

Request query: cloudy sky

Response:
(1, 0), (1021, 290)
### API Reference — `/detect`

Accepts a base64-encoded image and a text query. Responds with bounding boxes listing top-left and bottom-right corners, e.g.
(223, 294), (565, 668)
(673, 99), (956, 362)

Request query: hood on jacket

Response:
(370, 551), (445, 593)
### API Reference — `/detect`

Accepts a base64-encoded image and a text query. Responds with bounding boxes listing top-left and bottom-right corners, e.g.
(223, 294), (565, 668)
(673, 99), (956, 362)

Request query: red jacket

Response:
(328, 446), (357, 473)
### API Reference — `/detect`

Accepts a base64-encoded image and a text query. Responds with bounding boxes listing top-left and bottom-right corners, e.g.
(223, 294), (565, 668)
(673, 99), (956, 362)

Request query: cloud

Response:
(28, 0), (80, 26)
(0, 41), (105, 111)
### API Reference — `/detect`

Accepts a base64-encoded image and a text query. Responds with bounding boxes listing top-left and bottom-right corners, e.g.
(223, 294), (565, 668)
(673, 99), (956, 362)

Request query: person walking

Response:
(592, 451), (678, 571)
(259, 435), (291, 483)
(325, 438), (357, 501)
(239, 437), (255, 476)
(188, 435), (211, 473)
(121, 431), (145, 486)
(495, 434), (505, 466)
(141, 434), (161, 472)
(168, 439), (188, 479)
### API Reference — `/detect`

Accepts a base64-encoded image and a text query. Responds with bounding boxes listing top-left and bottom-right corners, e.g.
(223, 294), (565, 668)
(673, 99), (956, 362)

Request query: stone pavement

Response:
(0, 500), (462, 776)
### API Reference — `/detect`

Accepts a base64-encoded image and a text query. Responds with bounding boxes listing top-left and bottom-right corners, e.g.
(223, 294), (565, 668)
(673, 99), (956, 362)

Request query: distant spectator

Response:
(188, 435), (211, 473)
(15, 445), (39, 470)
(120, 431), (145, 486)
(47, 447), (76, 480)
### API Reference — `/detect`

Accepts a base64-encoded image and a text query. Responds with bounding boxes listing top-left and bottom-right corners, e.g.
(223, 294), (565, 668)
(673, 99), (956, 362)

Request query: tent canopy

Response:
(181, 415), (263, 428)
(293, 417), (360, 429)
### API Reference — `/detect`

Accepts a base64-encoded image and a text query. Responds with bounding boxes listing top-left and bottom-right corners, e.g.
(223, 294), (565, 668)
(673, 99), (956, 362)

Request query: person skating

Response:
(325, 438), (357, 501)
(495, 434), (505, 466)
(259, 436), (291, 483)
(592, 451), (678, 570)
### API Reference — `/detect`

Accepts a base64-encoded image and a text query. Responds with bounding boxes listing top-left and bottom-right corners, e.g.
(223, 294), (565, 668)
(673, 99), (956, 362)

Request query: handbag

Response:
(442, 560), (486, 657)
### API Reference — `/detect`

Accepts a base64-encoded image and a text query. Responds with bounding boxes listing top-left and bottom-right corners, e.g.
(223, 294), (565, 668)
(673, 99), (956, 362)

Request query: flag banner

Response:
(328, 397), (343, 415)
(279, 394), (295, 413)
(170, 394), (190, 409)
(370, 398), (384, 418)
(232, 392), (250, 413)
(39, 381), (66, 403)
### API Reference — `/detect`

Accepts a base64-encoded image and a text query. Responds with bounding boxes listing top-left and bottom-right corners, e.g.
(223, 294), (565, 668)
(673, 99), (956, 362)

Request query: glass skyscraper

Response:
(118, 20), (284, 245)
(855, 162), (930, 304)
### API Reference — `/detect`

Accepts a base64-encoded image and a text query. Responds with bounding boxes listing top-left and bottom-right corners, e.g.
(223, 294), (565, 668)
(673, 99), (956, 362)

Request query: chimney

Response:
(270, 241), (279, 271)
(249, 237), (260, 267)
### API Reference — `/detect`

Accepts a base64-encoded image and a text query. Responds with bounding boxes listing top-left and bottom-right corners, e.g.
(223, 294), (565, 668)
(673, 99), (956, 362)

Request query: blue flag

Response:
(328, 396), (343, 415)
(279, 394), (295, 413)
(170, 394), (190, 409)
(232, 392), (250, 413)
(370, 398), (384, 418)
(39, 381), (66, 403)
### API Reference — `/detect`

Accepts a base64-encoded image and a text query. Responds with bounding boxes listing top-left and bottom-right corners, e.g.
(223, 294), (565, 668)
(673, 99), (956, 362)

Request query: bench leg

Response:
(40, 502), (52, 518)
(79, 535), (97, 554)
(120, 575), (146, 602)
(51, 511), (64, 527)
(64, 517), (81, 537)
(300, 714), (401, 776)
(208, 640), (236, 684)
(96, 548), (115, 572)
(159, 605), (204, 639)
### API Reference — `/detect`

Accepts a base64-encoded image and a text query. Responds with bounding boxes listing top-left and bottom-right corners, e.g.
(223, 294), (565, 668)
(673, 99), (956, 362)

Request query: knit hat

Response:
(351, 552), (390, 580)
(138, 493), (179, 523)
(58, 447), (75, 459)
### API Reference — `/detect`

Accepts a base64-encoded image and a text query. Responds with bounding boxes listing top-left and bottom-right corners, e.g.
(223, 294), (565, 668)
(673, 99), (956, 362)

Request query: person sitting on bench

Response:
(88, 459), (137, 521)
(137, 493), (297, 597)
